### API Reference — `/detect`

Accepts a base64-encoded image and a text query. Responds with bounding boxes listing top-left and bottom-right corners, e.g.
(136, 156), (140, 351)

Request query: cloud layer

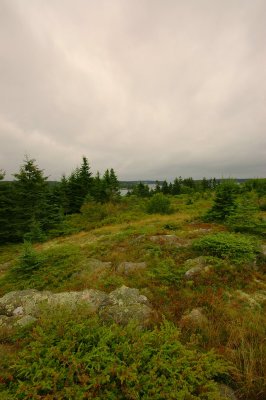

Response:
(0, 0), (265, 180)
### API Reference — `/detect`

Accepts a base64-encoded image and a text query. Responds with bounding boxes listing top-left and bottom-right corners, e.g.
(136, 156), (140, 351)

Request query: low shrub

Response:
(3, 308), (229, 399)
(146, 193), (172, 215)
(192, 233), (258, 265)
(148, 258), (185, 287)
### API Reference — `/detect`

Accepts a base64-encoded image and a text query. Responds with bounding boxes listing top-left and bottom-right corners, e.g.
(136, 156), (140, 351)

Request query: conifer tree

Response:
(205, 180), (238, 221)
(172, 177), (181, 195)
(161, 180), (169, 195)
(13, 157), (49, 240)
(154, 181), (161, 193)
(66, 157), (93, 213)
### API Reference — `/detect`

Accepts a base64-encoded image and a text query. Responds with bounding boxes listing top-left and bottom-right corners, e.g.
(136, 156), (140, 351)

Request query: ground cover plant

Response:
(1, 307), (229, 400)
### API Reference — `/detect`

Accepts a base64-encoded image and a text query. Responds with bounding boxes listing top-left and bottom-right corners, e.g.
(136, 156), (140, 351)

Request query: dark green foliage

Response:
(161, 180), (170, 194)
(172, 177), (182, 195)
(192, 232), (258, 265)
(201, 177), (211, 191)
(23, 219), (47, 243)
(101, 168), (121, 202)
(12, 157), (51, 241)
(148, 258), (185, 286)
(5, 309), (229, 399)
(154, 180), (161, 193)
(146, 193), (172, 214)
(226, 196), (266, 237)
(66, 157), (93, 213)
(204, 180), (239, 221)
(182, 177), (195, 189)
(12, 241), (44, 276)
(0, 181), (17, 243)
(131, 182), (151, 197)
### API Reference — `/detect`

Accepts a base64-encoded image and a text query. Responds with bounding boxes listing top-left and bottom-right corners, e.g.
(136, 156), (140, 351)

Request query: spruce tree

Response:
(66, 157), (93, 213)
(161, 180), (169, 195)
(172, 178), (181, 195)
(205, 180), (238, 222)
(13, 157), (49, 240)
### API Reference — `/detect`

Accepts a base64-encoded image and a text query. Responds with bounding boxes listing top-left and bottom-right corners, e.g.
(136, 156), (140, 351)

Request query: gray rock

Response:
(13, 306), (24, 316)
(99, 285), (154, 327)
(184, 257), (212, 279)
(0, 289), (51, 316)
(117, 262), (146, 275)
(0, 286), (155, 328)
(0, 289), (108, 317)
(106, 285), (149, 307)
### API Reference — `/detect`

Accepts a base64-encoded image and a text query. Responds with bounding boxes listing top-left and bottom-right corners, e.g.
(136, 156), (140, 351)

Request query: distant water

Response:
(120, 183), (157, 196)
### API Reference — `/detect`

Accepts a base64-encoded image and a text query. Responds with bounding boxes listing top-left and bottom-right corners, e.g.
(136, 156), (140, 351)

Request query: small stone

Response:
(184, 257), (212, 279)
(13, 306), (24, 316)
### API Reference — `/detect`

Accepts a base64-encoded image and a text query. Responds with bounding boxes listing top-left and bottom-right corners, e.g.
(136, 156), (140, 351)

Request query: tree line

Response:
(1, 156), (265, 244)
(0, 156), (119, 244)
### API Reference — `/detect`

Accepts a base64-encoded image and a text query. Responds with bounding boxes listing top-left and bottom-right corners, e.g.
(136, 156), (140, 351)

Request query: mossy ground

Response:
(0, 194), (265, 399)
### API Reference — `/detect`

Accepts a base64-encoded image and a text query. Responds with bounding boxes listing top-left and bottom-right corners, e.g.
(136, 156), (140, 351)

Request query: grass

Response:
(0, 194), (266, 399)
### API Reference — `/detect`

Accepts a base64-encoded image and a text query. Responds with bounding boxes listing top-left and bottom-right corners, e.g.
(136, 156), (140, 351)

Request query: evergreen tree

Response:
(58, 174), (71, 215)
(132, 182), (150, 197)
(201, 177), (210, 191)
(91, 171), (104, 202)
(182, 177), (195, 189)
(154, 181), (161, 193)
(204, 180), (238, 221)
(66, 157), (93, 213)
(109, 168), (120, 201)
(172, 177), (181, 195)
(161, 180), (169, 195)
(13, 157), (49, 240)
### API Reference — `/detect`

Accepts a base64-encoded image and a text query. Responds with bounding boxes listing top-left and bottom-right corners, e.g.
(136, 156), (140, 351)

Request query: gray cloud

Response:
(0, 0), (265, 180)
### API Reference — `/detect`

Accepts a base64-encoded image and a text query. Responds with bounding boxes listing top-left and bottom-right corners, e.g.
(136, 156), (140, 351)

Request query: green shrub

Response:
(5, 308), (229, 399)
(146, 193), (172, 215)
(148, 258), (185, 287)
(12, 241), (44, 276)
(192, 233), (258, 265)
(225, 196), (266, 237)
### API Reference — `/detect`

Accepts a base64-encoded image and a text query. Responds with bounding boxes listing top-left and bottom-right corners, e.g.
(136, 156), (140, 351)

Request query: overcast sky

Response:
(0, 0), (265, 180)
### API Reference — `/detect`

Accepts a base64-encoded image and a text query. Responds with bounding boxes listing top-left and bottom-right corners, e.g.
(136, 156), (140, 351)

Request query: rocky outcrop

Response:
(184, 256), (212, 279)
(0, 286), (154, 328)
(116, 262), (147, 275)
(99, 286), (154, 326)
